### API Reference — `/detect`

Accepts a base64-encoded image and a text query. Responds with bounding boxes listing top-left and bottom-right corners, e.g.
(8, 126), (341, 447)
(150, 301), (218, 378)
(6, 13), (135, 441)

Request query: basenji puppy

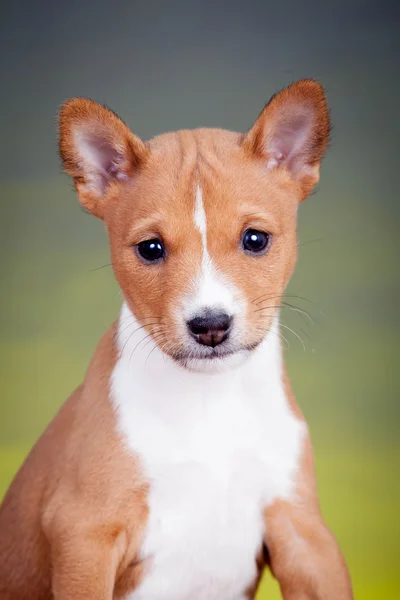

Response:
(0, 79), (353, 599)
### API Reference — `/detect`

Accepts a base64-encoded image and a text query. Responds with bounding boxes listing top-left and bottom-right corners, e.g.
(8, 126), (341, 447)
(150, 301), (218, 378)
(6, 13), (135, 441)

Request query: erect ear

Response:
(59, 98), (149, 218)
(243, 79), (331, 200)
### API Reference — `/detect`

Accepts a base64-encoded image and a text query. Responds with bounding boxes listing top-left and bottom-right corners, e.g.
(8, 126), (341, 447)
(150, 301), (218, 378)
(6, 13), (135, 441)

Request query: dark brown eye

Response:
(136, 238), (165, 263)
(242, 229), (270, 255)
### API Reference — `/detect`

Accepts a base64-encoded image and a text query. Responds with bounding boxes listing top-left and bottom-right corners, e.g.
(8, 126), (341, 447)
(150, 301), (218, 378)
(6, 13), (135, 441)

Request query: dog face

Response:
(59, 80), (330, 372)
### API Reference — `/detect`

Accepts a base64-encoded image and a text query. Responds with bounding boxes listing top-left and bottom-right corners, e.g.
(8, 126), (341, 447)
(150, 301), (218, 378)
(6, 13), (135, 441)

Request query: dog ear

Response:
(243, 79), (330, 200)
(59, 98), (148, 218)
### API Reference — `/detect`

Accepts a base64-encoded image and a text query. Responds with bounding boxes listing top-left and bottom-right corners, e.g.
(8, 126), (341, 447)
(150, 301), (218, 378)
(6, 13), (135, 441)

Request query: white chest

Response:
(112, 307), (305, 600)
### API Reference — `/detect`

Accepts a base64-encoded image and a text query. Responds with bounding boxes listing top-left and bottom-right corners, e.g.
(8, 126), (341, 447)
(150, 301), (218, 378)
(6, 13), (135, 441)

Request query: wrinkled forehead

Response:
(114, 128), (296, 236)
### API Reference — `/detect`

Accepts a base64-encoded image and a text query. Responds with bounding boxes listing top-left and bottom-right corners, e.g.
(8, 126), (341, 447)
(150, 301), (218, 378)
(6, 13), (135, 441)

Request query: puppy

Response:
(0, 79), (353, 600)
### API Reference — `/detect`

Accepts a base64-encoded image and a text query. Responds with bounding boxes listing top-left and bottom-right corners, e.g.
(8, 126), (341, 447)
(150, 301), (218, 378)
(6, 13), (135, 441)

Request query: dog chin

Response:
(175, 348), (253, 374)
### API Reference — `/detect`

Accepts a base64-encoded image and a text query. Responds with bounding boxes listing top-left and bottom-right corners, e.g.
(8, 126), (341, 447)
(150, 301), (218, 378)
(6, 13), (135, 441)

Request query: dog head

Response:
(59, 80), (330, 372)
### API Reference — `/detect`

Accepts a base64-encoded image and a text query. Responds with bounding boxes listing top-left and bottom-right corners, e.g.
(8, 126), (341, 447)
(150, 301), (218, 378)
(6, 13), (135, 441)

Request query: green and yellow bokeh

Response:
(0, 2), (398, 598)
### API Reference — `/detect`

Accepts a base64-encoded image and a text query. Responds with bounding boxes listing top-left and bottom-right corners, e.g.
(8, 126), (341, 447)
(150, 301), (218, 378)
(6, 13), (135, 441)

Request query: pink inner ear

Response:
(82, 133), (128, 179)
(75, 129), (130, 193)
(267, 109), (313, 170)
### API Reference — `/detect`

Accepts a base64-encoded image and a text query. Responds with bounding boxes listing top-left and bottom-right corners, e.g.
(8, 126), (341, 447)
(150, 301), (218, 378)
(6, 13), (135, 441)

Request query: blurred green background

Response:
(0, 1), (398, 598)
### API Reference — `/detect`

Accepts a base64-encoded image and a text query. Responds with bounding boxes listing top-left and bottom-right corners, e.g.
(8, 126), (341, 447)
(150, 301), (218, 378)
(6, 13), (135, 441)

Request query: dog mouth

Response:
(169, 340), (262, 366)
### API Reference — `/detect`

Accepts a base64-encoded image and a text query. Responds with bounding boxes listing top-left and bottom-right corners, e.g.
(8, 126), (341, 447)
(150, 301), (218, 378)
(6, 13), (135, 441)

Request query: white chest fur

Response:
(111, 304), (305, 600)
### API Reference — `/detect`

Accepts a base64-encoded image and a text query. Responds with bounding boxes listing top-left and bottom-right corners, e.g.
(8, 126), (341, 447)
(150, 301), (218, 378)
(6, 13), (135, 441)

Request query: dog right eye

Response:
(135, 238), (165, 263)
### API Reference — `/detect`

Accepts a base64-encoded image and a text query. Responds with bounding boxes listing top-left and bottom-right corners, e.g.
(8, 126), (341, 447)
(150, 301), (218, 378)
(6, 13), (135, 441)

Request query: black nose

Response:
(187, 312), (232, 347)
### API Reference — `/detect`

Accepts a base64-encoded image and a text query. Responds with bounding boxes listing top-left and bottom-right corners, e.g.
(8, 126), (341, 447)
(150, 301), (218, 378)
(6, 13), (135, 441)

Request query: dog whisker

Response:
(144, 334), (168, 368)
(279, 322), (306, 351)
(128, 326), (164, 368)
(253, 304), (282, 315)
(118, 321), (163, 349)
(297, 237), (324, 248)
(116, 316), (163, 340)
(89, 263), (112, 272)
(281, 302), (319, 326)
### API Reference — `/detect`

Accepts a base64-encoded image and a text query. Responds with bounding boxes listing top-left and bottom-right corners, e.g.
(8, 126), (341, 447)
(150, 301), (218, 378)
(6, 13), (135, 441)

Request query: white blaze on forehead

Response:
(186, 185), (241, 318)
(194, 184), (208, 246)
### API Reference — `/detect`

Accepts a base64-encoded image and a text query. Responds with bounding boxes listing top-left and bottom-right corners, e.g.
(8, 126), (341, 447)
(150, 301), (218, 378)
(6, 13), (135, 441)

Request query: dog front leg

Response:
(263, 500), (353, 600)
(49, 523), (125, 600)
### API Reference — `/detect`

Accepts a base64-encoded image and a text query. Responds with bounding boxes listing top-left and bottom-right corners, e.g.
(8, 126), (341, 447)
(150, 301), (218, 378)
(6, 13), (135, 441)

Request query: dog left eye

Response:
(242, 229), (270, 254)
(136, 238), (165, 263)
